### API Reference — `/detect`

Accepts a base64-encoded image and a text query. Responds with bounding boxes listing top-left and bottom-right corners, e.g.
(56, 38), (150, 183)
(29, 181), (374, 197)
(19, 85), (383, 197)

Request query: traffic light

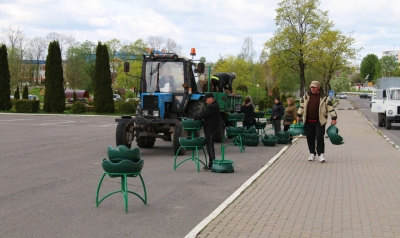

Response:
(124, 62), (130, 72)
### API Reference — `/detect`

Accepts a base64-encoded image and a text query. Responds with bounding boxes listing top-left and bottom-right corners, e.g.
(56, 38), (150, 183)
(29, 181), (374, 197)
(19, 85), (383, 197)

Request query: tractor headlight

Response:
(143, 110), (149, 116)
(388, 110), (393, 115)
(153, 111), (159, 117)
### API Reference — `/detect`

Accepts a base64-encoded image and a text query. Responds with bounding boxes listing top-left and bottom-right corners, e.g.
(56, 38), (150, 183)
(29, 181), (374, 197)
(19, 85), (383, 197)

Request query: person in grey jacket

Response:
(297, 81), (337, 163)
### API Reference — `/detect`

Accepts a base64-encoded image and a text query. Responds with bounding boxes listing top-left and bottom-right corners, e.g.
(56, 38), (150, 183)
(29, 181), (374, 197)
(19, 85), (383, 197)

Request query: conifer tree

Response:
(0, 44), (12, 110)
(14, 87), (20, 100)
(22, 85), (29, 99)
(43, 41), (65, 112)
(93, 42), (114, 113)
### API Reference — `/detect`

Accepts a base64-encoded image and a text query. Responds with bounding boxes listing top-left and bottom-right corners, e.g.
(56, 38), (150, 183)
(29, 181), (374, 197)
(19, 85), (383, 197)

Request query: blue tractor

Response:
(115, 49), (242, 155)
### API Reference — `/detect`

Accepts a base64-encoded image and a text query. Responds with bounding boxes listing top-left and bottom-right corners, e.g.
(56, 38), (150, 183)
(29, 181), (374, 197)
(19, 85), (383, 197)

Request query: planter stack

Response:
(243, 125), (259, 146)
(276, 130), (290, 144)
(261, 134), (278, 146)
(254, 111), (267, 135)
(174, 118), (207, 172)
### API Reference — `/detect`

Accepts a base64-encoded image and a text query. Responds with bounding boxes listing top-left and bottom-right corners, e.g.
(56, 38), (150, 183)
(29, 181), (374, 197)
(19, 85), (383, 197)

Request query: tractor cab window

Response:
(145, 61), (184, 93)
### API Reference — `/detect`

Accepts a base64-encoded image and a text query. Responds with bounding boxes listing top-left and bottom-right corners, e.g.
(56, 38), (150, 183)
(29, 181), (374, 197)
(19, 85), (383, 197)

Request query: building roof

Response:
(64, 89), (90, 99)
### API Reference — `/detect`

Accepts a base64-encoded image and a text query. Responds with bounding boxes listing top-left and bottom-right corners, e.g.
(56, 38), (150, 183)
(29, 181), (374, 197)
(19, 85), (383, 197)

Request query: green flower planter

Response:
(266, 108), (273, 115)
(276, 131), (290, 138)
(245, 138), (260, 146)
(102, 158), (144, 175)
(245, 126), (256, 134)
(179, 136), (206, 147)
(264, 134), (276, 139)
(261, 138), (277, 146)
(289, 123), (305, 136)
(212, 159), (234, 173)
(226, 126), (246, 135)
(181, 117), (203, 129)
(254, 111), (265, 118)
(227, 112), (245, 122)
(277, 137), (290, 144)
(255, 122), (267, 129)
(245, 133), (259, 140)
(326, 124), (344, 145)
(108, 145), (141, 163)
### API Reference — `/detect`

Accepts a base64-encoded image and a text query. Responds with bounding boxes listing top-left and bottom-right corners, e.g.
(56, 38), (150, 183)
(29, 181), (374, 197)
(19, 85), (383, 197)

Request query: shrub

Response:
(117, 101), (137, 114)
(71, 101), (86, 114)
(15, 99), (40, 113)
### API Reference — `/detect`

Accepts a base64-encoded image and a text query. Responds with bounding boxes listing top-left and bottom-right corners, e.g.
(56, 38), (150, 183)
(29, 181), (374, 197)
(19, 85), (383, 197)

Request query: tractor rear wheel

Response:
(116, 121), (132, 149)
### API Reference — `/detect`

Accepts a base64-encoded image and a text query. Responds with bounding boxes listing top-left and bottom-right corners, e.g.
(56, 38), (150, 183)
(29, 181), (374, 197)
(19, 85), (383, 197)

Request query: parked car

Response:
(28, 95), (39, 100)
(338, 93), (347, 99)
(359, 93), (371, 99)
(113, 94), (122, 101)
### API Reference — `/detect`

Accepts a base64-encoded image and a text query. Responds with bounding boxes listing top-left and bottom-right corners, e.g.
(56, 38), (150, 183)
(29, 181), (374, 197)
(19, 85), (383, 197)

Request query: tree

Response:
(22, 85), (28, 99)
(14, 87), (20, 100)
(164, 38), (181, 54)
(146, 36), (164, 51)
(263, 0), (333, 97)
(330, 75), (351, 93)
(28, 37), (47, 85)
(360, 54), (379, 82)
(46, 32), (75, 58)
(93, 42), (114, 113)
(238, 36), (256, 62)
(43, 41), (66, 113)
(0, 44), (12, 110)
(312, 30), (360, 92)
(380, 55), (398, 78)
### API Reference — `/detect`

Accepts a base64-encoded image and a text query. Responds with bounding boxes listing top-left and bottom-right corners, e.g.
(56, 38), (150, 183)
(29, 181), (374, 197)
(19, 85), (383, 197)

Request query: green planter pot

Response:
(264, 134), (276, 139)
(255, 122), (267, 129)
(276, 131), (290, 138)
(245, 138), (260, 146)
(181, 118), (203, 129)
(289, 123), (305, 136)
(254, 111), (265, 118)
(212, 159), (234, 173)
(261, 138), (277, 146)
(277, 137), (290, 144)
(179, 136), (206, 147)
(226, 126), (246, 135)
(245, 126), (256, 134)
(244, 133), (259, 140)
(102, 158), (144, 175)
(227, 112), (245, 122)
(326, 124), (344, 145)
(108, 145), (141, 163)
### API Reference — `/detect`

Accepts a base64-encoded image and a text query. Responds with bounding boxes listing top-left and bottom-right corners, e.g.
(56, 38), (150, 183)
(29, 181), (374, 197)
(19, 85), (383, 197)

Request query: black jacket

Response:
(213, 72), (235, 92)
(240, 103), (255, 124)
(271, 102), (284, 120)
(194, 100), (220, 133)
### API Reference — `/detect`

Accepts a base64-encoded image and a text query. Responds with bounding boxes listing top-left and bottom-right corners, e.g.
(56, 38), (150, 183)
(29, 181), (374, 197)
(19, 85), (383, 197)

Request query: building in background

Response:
(382, 50), (400, 63)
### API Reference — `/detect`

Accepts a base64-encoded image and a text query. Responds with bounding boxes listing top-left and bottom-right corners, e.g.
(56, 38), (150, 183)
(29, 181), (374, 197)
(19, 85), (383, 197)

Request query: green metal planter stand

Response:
(174, 118), (207, 172)
(96, 171), (147, 214)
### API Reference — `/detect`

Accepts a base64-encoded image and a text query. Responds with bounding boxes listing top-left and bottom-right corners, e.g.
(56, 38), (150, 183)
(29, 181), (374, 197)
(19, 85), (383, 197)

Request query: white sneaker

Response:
(308, 154), (315, 161)
(319, 154), (326, 163)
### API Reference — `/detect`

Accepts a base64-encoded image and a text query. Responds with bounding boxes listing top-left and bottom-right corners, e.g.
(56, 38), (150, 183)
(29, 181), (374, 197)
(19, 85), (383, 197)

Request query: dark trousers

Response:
(304, 121), (326, 156)
(283, 125), (293, 141)
(205, 132), (215, 166)
(272, 119), (281, 135)
(243, 120), (255, 130)
(211, 78), (220, 92)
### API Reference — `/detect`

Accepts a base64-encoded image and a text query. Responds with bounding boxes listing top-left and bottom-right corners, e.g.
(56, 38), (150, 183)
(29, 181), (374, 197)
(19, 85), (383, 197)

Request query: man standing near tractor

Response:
(210, 72), (236, 93)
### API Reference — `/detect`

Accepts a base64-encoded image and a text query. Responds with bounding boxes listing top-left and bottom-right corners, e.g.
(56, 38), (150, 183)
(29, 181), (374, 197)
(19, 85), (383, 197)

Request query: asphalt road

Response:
(338, 95), (400, 147)
(0, 114), (284, 238)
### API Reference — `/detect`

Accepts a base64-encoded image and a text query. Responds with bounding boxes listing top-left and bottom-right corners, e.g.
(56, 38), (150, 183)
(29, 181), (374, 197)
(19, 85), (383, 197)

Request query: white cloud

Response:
(1, 0), (400, 63)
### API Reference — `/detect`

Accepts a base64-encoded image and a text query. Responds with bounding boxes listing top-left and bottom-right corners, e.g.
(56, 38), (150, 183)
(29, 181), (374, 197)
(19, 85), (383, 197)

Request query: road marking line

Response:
(184, 145), (291, 238)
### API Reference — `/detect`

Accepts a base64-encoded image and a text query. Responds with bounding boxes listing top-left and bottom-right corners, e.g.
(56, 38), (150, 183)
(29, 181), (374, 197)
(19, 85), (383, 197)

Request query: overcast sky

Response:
(1, 0), (399, 64)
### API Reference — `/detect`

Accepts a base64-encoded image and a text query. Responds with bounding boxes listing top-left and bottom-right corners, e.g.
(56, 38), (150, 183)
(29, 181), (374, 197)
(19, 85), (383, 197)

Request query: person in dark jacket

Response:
(194, 93), (221, 170)
(211, 72), (236, 93)
(270, 97), (284, 135)
(240, 97), (256, 129)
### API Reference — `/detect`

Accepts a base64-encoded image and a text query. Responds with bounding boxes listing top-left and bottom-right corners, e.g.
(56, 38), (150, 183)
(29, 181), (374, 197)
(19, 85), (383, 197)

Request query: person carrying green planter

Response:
(297, 81), (337, 163)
